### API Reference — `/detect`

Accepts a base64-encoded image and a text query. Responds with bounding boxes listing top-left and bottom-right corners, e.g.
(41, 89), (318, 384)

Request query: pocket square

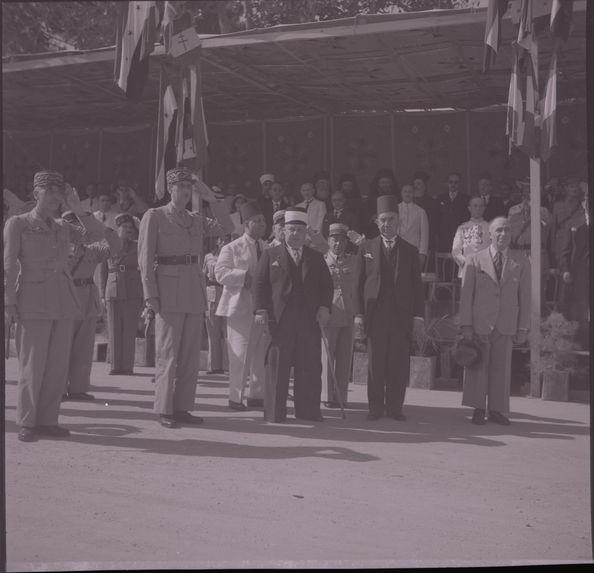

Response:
(364, 253), (373, 259)
(271, 260), (280, 267)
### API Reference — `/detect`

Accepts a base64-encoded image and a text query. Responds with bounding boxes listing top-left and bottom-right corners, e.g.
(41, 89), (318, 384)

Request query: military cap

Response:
(166, 167), (194, 186)
(259, 173), (275, 185)
(328, 223), (349, 237)
(239, 200), (263, 223)
(33, 170), (64, 189)
(273, 209), (286, 225)
(284, 207), (308, 225)
(62, 210), (91, 225)
(376, 194), (399, 216)
(115, 213), (136, 227)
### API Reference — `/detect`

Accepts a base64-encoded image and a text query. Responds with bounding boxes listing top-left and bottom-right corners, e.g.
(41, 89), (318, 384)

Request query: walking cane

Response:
(320, 326), (346, 419)
(239, 319), (265, 404)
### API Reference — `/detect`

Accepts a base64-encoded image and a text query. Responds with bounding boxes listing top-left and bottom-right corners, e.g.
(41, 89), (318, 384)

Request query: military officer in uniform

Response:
(321, 223), (357, 409)
(62, 211), (121, 400)
(101, 213), (144, 375)
(4, 170), (105, 442)
(138, 167), (234, 428)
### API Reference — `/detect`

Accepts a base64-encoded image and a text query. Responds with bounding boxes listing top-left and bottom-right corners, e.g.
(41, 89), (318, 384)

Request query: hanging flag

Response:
(114, 1), (159, 101)
(506, 46), (523, 154)
(550, 0), (574, 41)
(155, 68), (178, 200)
(483, 0), (509, 72)
(160, 1), (178, 53)
(176, 71), (196, 164)
(189, 61), (209, 171)
(540, 44), (558, 162)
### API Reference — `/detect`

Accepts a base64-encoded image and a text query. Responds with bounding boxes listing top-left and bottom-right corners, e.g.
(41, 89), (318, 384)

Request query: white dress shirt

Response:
(297, 197), (326, 233)
(397, 201), (429, 256)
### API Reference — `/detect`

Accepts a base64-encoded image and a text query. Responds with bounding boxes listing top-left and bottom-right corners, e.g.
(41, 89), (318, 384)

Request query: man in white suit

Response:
(459, 216), (531, 426)
(297, 181), (327, 234)
(397, 183), (429, 268)
(215, 200), (269, 410)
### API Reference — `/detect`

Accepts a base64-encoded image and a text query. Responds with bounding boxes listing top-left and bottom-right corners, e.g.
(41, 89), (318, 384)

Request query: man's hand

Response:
(244, 271), (252, 289)
(254, 309), (268, 326)
(145, 297), (160, 315)
(514, 329), (528, 345)
(5, 305), (18, 324)
(461, 325), (474, 341)
(354, 315), (365, 340)
(316, 306), (330, 328)
(193, 177), (223, 203)
(64, 183), (84, 215)
(562, 271), (572, 284)
(347, 230), (364, 245)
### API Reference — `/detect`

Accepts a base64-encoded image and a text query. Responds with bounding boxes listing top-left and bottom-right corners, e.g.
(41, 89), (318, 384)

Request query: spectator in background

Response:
(413, 171), (439, 267)
(322, 189), (360, 238)
(267, 209), (286, 247)
(259, 173), (275, 200)
(230, 194), (248, 239)
(260, 180), (290, 238)
(297, 181), (327, 234)
(80, 183), (98, 213)
(398, 183), (429, 269)
(202, 235), (230, 375)
(93, 191), (118, 229)
(476, 173), (506, 222)
(436, 171), (469, 254)
(337, 173), (363, 218)
(497, 180), (521, 215)
(313, 170), (332, 207)
(452, 195), (491, 278)
(114, 181), (149, 219)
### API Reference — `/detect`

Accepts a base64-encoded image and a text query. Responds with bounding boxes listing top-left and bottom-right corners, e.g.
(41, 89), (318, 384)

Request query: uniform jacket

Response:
(559, 221), (589, 275)
(397, 201), (429, 256)
(137, 201), (234, 314)
(459, 247), (531, 336)
(324, 251), (357, 328)
(436, 191), (469, 250)
(297, 197), (327, 234)
(102, 239), (143, 302)
(550, 199), (586, 267)
(253, 244), (333, 328)
(214, 233), (267, 318)
(354, 235), (424, 334)
(4, 210), (105, 320)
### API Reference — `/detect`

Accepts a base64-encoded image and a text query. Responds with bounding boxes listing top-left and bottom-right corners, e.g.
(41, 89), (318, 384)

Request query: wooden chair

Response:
(433, 252), (459, 316)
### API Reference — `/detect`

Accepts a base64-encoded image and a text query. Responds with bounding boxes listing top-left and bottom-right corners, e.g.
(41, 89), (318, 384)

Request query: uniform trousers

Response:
(154, 310), (203, 415)
(66, 315), (97, 393)
(107, 299), (142, 373)
(16, 319), (74, 427)
(367, 298), (411, 417)
(321, 322), (354, 404)
(226, 313), (268, 403)
(205, 303), (227, 371)
(270, 305), (323, 421)
(462, 328), (512, 415)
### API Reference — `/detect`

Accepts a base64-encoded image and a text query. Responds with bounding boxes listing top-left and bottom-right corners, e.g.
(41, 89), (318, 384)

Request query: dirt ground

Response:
(3, 356), (592, 570)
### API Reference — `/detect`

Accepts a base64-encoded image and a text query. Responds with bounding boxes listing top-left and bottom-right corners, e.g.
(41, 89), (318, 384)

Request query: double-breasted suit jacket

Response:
(459, 247), (531, 415)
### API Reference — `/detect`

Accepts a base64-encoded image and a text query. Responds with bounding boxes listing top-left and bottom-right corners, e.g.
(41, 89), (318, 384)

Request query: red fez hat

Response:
(376, 194), (399, 215)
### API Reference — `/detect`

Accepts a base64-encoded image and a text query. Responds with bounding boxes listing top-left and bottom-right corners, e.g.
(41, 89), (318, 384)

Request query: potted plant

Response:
(536, 311), (579, 401)
(409, 314), (451, 390)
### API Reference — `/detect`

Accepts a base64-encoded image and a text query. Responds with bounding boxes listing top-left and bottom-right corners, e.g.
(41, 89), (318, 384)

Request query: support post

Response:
(529, 157), (542, 398)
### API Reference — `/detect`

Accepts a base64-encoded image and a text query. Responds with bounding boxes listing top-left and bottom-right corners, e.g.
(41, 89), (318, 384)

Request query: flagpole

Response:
(529, 156), (542, 398)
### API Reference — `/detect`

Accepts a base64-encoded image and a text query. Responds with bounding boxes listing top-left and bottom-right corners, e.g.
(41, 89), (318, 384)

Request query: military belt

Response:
(109, 265), (139, 273)
(156, 255), (199, 265)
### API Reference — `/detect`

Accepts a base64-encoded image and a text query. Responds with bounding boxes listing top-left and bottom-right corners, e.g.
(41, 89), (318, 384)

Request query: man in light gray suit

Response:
(459, 216), (531, 426)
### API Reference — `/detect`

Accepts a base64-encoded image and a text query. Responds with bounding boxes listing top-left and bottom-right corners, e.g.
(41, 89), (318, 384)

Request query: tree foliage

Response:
(2, 0), (468, 56)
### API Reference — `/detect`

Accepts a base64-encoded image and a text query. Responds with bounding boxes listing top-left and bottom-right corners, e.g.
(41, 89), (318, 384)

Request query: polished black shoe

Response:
(246, 398), (264, 408)
(36, 425), (70, 437)
(367, 412), (382, 421)
(324, 401), (340, 409)
(158, 415), (178, 428)
(173, 411), (204, 425)
(391, 412), (407, 421)
(471, 408), (486, 425)
(229, 400), (247, 411)
(65, 392), (95, 401)
(488, 411), (511, 426)
(18, 427), (36, 442)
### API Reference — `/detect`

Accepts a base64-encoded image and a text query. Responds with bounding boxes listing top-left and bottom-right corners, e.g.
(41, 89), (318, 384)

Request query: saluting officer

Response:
(4, 170), (105, 442)
(101, 213), (144, 375)
(138, 167), (234, 428)
(62, 210), (121, 400)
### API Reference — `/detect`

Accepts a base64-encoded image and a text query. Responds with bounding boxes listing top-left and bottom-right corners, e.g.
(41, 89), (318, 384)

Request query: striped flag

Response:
(540, 44), (558, 162)
(176, 71), (195, 163)
(114, 1), (159, 100)
(189, 61), (209, 171)
(483, 0), (509, 72)
(155, 68), (178, 200)
(550, 0), (574, 41)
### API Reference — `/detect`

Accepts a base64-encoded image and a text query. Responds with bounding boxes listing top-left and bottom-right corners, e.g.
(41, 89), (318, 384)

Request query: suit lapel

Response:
(500, 253), (518, 285)
(479, 248), (498, 284)
(393, 238), (401, 283)
(301, 246), (310, 282)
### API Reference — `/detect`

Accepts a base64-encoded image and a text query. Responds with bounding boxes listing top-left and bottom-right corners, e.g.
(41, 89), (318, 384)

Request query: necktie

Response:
(385, 239), (395, 252)
(256, 241), (262, 261)
(334, 209), (341, 218)
(292, 248), (301, 265)
(494, 251), (503, 281)
(102, 213), (106, 223)
(483, 195), (489, 206)
(305, 200), (312, 212)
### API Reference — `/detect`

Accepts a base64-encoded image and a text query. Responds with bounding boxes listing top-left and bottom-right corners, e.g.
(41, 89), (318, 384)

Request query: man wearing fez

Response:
(138, 167), (234, 429)
(459, 217), (531, 426)
(354, 195), (425, 421)
(254, 207), (333, 422)
(101, 213), (144, 375)
(62, 210), (121, 401)
(4, 170), (106, 442)
(215, 200), (269, 410)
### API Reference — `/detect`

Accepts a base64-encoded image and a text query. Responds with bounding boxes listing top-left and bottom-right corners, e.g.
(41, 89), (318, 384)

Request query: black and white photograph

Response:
(2, 0), (591, 570)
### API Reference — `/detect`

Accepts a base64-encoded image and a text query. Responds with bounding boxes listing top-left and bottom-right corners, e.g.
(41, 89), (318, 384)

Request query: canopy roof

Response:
(2, 3), (586, 131)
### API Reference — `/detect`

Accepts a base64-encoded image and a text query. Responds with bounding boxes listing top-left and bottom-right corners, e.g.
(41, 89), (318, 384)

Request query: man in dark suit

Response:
(321, 189), (361, 238)
(477, 173), (506, 222)
(258, 180), (290, 238)
(254, 207), (333, 423)
(436, 171), (469, 253)
(354, 195), (425, 421)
